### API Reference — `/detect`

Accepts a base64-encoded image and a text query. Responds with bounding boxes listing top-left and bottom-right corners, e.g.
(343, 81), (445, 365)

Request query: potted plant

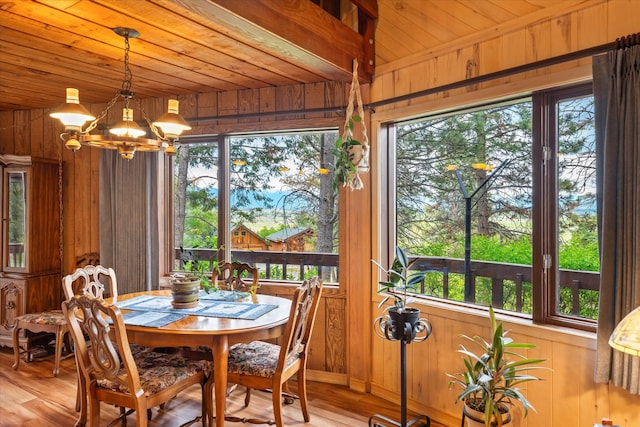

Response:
(170, 250), (215, 308)
(447, 306), (545, 427)
(333, 58), (369, 191)
(169, 268), (201, 308)
(333, 114), (365, 190)
(372, 246), (428, 342)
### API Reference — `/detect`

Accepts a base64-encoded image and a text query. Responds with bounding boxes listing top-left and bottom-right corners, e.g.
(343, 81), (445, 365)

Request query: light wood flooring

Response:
(0, 346), (447, 427)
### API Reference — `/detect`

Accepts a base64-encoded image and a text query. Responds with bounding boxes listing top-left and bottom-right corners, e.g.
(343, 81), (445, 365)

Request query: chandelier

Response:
(49, 27), (190, 160)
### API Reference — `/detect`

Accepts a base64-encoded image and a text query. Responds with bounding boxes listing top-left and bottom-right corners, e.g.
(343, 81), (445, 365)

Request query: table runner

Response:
(114, 294), (278, 320)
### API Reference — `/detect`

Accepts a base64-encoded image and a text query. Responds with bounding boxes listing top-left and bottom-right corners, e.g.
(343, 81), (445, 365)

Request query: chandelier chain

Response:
(83, 91), (122, 134)
(122, 32), (133, 94)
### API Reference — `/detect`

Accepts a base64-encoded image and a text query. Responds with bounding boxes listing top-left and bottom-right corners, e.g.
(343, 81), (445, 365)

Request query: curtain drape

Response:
(593, 45), (640, 394)
(99, 150), (160, 294)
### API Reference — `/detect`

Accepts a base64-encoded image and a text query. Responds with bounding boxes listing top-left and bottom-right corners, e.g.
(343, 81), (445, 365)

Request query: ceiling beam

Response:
(157, 0), (368, 82)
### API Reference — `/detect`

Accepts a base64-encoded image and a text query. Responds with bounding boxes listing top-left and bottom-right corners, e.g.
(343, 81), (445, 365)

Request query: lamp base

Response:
(369, 413), (430, 427)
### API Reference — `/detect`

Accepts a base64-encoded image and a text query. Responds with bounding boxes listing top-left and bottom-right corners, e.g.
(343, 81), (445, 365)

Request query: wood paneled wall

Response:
(365, 0), (640, 425)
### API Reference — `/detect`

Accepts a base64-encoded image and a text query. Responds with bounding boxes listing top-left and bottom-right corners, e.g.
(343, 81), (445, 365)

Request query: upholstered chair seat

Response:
(97, 349), (211, 396)
(228, 340), (282, 377)
(12, 310), (69, 377)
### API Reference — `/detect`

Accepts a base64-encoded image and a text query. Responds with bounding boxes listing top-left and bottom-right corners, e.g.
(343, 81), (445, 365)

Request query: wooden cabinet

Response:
(0, 155), (62, 348)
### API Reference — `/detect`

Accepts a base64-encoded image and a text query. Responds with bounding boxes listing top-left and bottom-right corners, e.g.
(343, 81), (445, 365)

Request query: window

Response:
(389, 83), (597, 330)
(172, 130), (340, 284)
(534, 84), (597, 329)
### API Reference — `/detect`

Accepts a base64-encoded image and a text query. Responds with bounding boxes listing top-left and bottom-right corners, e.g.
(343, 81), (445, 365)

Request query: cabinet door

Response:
(0, 278), (24, 336)
(2, 168), (28, 272)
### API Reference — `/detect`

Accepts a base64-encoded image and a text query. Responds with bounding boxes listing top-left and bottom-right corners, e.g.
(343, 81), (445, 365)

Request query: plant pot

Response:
(385, 307), (421, 342)
(463, 401), (511, 427)
(170, 276), (201, 309)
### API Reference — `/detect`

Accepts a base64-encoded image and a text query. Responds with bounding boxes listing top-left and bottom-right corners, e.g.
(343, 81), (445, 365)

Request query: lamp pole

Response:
(451, 159), (510, 302)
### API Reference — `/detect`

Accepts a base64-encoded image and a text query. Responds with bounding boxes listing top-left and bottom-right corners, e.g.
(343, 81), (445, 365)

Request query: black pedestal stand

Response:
(369, 310), (432, 427)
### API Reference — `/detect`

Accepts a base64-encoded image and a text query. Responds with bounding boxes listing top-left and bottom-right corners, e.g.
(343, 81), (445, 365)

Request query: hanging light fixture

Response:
(49, 27), (191, 160)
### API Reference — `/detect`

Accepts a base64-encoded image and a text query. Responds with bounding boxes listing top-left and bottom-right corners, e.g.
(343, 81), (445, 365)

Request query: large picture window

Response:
(390, 83), (597, 330)
(172, 130), (340, 284)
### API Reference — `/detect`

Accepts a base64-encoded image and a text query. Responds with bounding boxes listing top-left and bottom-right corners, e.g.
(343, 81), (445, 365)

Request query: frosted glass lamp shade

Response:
(109, 108), (146, 138)
(50, 88), (96, 128)
(152, 99), (191, 139)
(609, 306), (640, 356)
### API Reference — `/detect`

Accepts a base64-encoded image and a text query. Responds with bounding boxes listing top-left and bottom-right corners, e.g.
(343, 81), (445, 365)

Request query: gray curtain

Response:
(99, 150), (160, 294)
(593, 45), (640, 394)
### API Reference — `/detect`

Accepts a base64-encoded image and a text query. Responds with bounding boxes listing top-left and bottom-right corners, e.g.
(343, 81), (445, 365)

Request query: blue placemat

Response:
(199, 289), (249, 301)
(114, 295), (278, 320)
(121, 311), (188, 328)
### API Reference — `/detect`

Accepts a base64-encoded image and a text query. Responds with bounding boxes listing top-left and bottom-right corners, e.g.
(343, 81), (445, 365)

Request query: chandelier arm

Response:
(83, 91), (123, 134)
(133, 97), (166, 142)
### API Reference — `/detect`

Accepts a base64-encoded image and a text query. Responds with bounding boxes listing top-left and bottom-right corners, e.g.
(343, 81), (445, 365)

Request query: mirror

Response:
(6, 171), (26, 269)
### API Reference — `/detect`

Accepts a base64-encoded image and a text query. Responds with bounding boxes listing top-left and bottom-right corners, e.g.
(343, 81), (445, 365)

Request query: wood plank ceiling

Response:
(1, 0), (572, 112)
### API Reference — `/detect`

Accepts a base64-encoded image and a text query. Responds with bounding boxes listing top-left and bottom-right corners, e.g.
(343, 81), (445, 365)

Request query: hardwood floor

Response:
(0, 346), (447, 426)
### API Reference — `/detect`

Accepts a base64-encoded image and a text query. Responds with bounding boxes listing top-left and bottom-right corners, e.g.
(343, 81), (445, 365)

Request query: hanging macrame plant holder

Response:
(336, 58), (370, 190)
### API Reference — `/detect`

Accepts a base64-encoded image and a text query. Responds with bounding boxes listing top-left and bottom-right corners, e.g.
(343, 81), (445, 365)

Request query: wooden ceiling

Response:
(1, 0), (572, 112)
(0, 0), (373, 112)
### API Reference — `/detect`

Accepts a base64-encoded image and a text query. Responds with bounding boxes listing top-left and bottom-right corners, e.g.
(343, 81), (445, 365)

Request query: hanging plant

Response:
(334, 59), (370, 190)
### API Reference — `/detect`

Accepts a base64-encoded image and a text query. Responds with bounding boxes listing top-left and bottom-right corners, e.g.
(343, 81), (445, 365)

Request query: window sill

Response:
(407, 296), (597, 350)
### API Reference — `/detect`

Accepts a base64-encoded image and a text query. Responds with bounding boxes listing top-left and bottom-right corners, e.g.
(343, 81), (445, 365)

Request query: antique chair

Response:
(226, 276), (323, 427)
(62, 264), (120, 415)
(212, 261), (259, 293)
(62, 293), (213, 427)
(62, 264), (119, 301)
(11, 309), (68, 377)
(11, 255), (105, 377)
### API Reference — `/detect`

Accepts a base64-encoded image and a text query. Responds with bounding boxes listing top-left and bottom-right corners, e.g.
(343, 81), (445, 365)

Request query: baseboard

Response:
(306, 369), (348, 385)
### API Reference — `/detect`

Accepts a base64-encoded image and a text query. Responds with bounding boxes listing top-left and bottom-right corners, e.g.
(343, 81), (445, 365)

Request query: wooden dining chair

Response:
(62, 264), (120, 416)
(11, 264), (118, 378)
(226, 276), (323, 427)
(212, 261), (259, 293)
(62, 264), (119, 300)
(11, 310), (68, 377)
(62, 293), (213, 427)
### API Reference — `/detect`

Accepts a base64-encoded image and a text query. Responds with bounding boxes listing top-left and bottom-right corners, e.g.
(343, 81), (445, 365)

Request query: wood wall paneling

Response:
(238, 88), (260, 124)
(0, 111), (14, 154)
(325, 295), (347, 374)
(196, 92), (218, 120)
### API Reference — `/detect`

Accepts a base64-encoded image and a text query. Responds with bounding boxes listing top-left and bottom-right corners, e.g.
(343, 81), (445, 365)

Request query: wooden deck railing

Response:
(411, 257), (599, 316)
(176, 248), (340, 283)
(176, 248), (599, 316)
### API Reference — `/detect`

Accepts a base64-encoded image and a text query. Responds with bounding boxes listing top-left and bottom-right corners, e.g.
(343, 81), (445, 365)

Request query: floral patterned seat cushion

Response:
(227, 340), (283, 377)
(95, 350), (211, 395)
(16, 310), (66, 326)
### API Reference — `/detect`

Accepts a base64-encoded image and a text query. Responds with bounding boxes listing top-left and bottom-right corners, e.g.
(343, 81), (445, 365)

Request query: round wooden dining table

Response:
(103, 289), (292, 427)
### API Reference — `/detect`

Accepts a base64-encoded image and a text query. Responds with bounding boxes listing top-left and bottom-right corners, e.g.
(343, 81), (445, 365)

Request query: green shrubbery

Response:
(408, 227), (599, 318)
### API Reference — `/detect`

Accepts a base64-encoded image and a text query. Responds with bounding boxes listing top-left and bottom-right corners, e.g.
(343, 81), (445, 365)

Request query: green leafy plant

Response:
(177, 247), (215, 292)
(372, 246), (427, 311)
(333, 115), (362, 190)
(447, 306), (545, 426)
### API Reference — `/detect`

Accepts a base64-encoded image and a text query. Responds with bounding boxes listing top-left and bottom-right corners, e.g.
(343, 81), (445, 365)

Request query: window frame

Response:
(165, 130), (342, 285)
(533, 82), (596, 331)
(384, 82), (598, 331)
